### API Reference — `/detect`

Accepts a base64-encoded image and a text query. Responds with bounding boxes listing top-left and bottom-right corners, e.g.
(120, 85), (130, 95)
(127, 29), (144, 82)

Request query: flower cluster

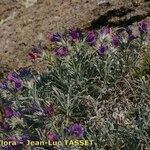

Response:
(48, 32), (61, 42)
(86, 31), (96, 46)
(65, 123), (84, 138)
(138, 20), (149, 34)
(47, 20), (149, 60)
(0, 20), (149, 150)
(28, 45), (43, 61)
(54, 47), (68, 57)
(68, 28), (80, 42)
(47, 132), (59, 142)
(44, 103), (55, 117)
(7, 72), (23, 92)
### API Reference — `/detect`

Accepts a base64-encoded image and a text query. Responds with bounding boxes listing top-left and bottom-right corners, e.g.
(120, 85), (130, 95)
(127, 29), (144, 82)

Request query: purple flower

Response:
(125, 27), (137, 41)
(66, 123), (84, 138)
(0, 122), (11, 130)
(28, 52), (38, 61)
(31, 46), (42, 54)
(8, 136), (20, 145)
(7, 72), (18, 82)
(112, 36), (120, 47)
(21, 134), (29, 145)
(48, 32), (61, 42)
(68, 28), (80, 42)
(138, 20), (149, 34)
(2, 145), (14, 150)
(47, 132), (59, 142)
(44, 103), (55, 116)
(7, 72), (23, 92)
(86, 31), (96, 46)
(0, 81), (7, 90)
(100, 26), (112, 35)
(4, 107), (14, 118)
(97, 45), (107, 56)
(54, 47), (68, 57)
(128, 34), (137, 41)
(12, 79), (23, 92)
(18, 67), (30, 78)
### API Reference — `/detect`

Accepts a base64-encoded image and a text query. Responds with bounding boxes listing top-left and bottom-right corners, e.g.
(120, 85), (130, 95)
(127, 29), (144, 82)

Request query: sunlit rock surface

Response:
(0, 0), (150, 70)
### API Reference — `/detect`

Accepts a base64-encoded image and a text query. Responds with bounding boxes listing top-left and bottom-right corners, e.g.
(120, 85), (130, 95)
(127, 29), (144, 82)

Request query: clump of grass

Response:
(0, 20), (150, 150)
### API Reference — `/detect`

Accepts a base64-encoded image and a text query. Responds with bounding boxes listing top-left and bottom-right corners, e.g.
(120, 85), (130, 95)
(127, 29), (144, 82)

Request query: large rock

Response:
(0, 0), (150, 71)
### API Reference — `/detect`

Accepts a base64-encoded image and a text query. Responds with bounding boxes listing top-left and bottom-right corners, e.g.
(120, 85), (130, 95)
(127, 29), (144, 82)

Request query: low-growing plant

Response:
(0, 20), (150, 150)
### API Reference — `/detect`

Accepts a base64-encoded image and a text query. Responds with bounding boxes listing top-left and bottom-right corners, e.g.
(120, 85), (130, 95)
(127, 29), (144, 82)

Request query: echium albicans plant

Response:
(0, 20), (150, 150)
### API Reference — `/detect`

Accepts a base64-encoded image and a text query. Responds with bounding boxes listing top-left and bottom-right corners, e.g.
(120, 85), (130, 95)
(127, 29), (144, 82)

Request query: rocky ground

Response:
(0, 0), (150, 74)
